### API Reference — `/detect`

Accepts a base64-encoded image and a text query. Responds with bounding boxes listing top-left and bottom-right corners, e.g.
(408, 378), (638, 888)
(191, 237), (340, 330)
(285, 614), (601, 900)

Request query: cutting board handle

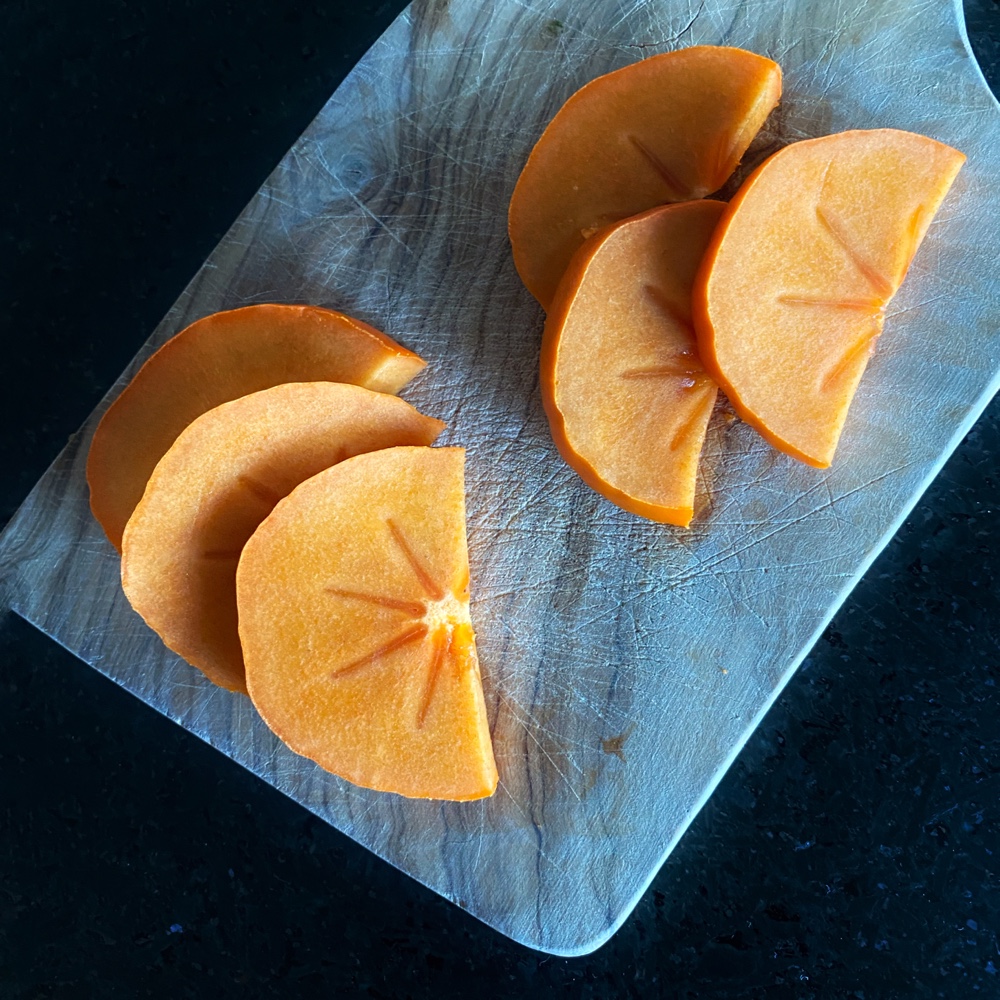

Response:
(953, 0), (1000, 112)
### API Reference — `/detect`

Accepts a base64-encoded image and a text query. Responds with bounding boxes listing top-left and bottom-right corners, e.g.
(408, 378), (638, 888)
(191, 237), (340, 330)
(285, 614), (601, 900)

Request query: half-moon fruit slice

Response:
(89, 303), (426, 550)
(693, 129), (965, 467)
(541, 200), (725, 526)
(121, 383), (444, 694)
(237, 446), (498, 801)
(509, 46), (781, 308)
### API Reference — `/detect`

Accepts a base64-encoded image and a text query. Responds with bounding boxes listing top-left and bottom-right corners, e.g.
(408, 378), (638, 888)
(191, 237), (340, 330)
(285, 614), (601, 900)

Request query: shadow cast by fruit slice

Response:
(508, 45), (781, 309)
(540, 200), (725, 527)
(693, 128), (966, 468)
(89, 303), (427, 551)
(120, 383), (444, 695)
(236, 446), (497, 801)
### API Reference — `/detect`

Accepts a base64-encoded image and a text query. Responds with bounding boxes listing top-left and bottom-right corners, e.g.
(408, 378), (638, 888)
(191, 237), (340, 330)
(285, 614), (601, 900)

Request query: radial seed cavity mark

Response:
(644, 283), (695, 334)
(778, 294), (885, 313)
(669, 394), (714, 450)
(325, 587), (426, 618)
(386, 519), (444, 601)
(237, 474), (283, 508)
(620, 364), (707, 386)
(627, 135), (688, 200)
(417, 629), (453, 729)
(904, 204), (930, 269)
(331, 623), (429, 679)
(815, 204), (893, 301)
(711, 128), (741, 187)
(820, 327), (881, 392)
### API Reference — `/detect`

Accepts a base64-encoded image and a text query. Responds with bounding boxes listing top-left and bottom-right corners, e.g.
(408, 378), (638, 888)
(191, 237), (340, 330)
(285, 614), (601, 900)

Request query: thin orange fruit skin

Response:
(88, 303), (426, 551)
(540, 201), (725, 527)
(237, 446), (497, 801)
(121, 383), (444, 695)
(509, 45), (781, 309)
(692, 129), (966, 468)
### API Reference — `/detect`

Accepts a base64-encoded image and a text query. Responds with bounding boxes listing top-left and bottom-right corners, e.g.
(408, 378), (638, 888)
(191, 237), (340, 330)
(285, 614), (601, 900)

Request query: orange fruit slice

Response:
(508, 45), (782, 309)
(236, 446), (498, 801)
(88, 303), (426, 550)
(121, 383), (444, 694)
(541, 200), (724, 526)
(693, 128), (965, 467)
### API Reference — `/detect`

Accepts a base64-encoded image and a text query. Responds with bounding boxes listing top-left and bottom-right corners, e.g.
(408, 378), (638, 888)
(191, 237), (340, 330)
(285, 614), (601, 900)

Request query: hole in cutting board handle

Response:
(960, 0), (1000, 104)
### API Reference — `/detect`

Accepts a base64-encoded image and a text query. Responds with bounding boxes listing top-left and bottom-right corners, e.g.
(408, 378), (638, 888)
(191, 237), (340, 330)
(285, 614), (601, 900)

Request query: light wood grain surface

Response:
(2, 0), (998, 955)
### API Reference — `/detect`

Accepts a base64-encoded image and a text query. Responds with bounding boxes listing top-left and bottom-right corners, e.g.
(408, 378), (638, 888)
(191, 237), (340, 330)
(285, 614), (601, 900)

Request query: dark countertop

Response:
(3, 2), (1000, 996)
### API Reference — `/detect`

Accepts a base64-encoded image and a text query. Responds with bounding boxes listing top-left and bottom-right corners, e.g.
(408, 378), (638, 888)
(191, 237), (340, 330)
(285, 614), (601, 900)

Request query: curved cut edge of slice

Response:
(237, 446), (498, 801)
(541, 200), (725, 526)
(509, 45), (782, 309)
(692, 129), (966, 468)
(88, 303), (427, 551)
(121, 383), (445, 695)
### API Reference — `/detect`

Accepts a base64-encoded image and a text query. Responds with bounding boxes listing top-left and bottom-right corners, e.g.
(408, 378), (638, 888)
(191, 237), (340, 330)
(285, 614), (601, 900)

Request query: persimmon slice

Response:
(693, 129), (965, 467)
(541, 200), (724, 526)
(121, 383), (444, 694)
(88, 303), (426, 551)
(508, 46), (782, 308)
(236, 446), (498, 801)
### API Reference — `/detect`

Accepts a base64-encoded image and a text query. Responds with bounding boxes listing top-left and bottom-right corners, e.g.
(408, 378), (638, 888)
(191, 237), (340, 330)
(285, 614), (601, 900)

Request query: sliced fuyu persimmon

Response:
(236, 446), (497, 801)
(88, 303), (426, 551)
(508, 45), (782, 309)
(541, 200), (725, 526)
(693, 128), (965, 468)
(121, 383), (444, 694)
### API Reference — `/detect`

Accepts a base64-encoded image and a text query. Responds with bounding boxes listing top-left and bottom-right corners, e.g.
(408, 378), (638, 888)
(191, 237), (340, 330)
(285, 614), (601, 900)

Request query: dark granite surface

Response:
(3, 2), (1000, 996)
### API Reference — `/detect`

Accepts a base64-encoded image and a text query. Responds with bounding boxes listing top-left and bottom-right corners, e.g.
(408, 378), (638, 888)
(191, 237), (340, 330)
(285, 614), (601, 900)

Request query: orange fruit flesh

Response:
(237, 446), (497, 801)
(693, 129), (965, 467)
(88, 303), (426, 551)
(121, 383), (444, 694)
(541, 200), (724, 526)
(508, 45), (782, 309)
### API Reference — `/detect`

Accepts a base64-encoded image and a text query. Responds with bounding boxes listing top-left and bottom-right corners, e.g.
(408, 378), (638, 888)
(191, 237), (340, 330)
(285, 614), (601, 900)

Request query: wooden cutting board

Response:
(2, 0), (998, 956)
